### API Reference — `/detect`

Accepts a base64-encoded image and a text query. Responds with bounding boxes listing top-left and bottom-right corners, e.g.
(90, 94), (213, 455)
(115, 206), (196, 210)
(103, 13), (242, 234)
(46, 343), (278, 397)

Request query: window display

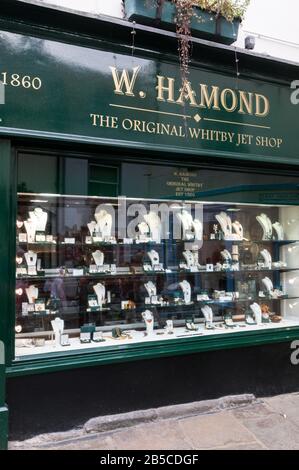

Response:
(15, 193), (299, 358)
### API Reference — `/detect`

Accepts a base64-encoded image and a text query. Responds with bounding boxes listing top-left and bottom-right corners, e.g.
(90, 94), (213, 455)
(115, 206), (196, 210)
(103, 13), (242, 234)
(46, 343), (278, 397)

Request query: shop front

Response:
(0, 1), (299, 445)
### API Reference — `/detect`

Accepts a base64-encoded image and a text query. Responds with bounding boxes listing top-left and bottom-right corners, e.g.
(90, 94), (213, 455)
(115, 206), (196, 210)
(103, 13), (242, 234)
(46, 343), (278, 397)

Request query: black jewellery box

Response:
(80, 323), (105, 343)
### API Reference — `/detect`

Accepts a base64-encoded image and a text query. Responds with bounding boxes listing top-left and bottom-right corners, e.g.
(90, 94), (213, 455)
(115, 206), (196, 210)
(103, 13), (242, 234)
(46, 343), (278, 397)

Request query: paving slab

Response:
(111, 421), (192, 450)
(177, 411), (259, 450)
(264, 393), (299, 427)
(233, 402), (299, 450)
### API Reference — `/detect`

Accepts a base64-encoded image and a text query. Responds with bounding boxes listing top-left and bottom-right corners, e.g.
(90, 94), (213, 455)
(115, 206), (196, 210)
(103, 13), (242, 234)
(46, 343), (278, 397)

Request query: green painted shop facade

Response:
(0, 0), (299, 449)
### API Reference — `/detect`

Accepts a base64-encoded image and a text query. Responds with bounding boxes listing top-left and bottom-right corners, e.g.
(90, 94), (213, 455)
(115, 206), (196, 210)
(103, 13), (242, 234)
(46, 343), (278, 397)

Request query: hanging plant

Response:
(166, 1), (250, 84)
(124, 0), (250, 103)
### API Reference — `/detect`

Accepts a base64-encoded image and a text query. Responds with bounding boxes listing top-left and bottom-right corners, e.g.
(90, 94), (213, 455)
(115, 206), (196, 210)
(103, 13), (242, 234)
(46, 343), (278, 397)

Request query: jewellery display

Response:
(179, 280), (192, 304)
(92, 250), (104, 267)
(220, 249), (232, 261)
(177, 210), (203, 241)
(182, 249), (199, 270)
(232, 221), (244, 240)
(93, 282), (106, 306)
(245, 312), (256, 325)
(29, 207), (48, 232)
(272, 222), (284, 241)
(94, 206), (113, 238)
(144, 281), (157, 298)
(25, 285), (38, 304)
(15, 193), (299, 357)
(51, 317), (64, 347)
(256, 213), (273, 240)
(260, 249), (272, 269)
(142, 310), (154, 336)
(215, 212), (232, 239)
(192, 219), (203, 241)
(261, 276), (273, 294)
(143, 212), (162, 243)
(24, 250), (37, 275)
(166, 320), (174, 334)
(250, 303), (262, 325)
(224, 312), (236, 328)
(147, 249), (159, 266)
(177, 210), (193, 240)
(201, 305), (214, 329)
(185, 317), (198, 331)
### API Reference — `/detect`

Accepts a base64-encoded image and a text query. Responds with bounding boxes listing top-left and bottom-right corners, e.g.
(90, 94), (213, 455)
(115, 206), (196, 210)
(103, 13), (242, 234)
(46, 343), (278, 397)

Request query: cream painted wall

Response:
(29, 1), (299, 62)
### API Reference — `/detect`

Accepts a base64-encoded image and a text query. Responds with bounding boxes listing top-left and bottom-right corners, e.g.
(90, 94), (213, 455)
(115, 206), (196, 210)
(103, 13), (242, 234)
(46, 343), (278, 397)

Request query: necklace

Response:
(92, 250), (104, 266)
(272, 222), (284, 240)
(26, 285), (38, 303)
(144, 281), (156, 297)
(232, 221), (243, 240)
(147, 250), (159, 266)
(29, 208), (48, 231)
(24, 250), (37, 266)
(93, 282), (106, 305)
(94, 207), (113, 237)
(257, 214), (272, 240)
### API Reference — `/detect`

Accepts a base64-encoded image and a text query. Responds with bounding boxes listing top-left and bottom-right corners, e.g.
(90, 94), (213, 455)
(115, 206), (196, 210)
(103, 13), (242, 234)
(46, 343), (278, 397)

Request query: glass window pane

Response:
(14, 156), (299, 360)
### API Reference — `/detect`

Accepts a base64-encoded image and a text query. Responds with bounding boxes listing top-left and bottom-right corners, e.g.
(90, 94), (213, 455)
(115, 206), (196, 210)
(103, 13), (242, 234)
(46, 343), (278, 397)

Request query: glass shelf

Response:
(15, 266), (299, 281)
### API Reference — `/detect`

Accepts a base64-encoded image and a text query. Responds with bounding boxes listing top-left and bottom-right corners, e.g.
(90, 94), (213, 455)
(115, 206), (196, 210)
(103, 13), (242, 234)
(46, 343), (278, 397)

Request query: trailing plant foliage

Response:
(126, 1), (250, 105)
(193, 0), (250, 22)
(147, 1), (249, 85)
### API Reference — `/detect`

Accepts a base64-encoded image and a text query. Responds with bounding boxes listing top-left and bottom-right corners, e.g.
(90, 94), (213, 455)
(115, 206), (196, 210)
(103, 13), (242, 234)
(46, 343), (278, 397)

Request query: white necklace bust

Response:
(250, 303), (262, 324)
(256, 213), (272, 240)
(201, 305), (213, 323)
(26, 285), (38, 304)
(177, 210), (193, 240)
(94, 206), (113, 238)
(215, 212), (232, 238)
(144, 281), (157, 297)
(29, 207), (48, 232)
(179, 280), (191, 304)
(24, 250), (37, 267)
(192, 219), (203, 241)
(142, 310), (154, 336)
(92, 250), (104, 266)
(272, 221), (284, 240)
(232, 221), (244, 240)
(183, 250), (196, 268)
(147, 249), (160, 266)
(93, 282), (106, 305)
(51, 317), (64, 347)
(262, 276), (273, 293)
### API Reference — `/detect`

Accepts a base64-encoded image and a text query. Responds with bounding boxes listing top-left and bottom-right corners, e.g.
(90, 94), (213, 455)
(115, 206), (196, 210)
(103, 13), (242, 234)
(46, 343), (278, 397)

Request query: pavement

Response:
(8, 392), (299, 450)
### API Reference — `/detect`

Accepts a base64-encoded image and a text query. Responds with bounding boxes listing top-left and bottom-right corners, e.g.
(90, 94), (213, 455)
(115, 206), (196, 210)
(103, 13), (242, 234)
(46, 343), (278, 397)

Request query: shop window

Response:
(14, 156), (299, 361)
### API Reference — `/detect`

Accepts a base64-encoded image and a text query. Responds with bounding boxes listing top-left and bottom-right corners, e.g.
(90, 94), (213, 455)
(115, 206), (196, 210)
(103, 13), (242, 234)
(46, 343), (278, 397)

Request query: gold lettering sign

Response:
(109, 67), (270, 119)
